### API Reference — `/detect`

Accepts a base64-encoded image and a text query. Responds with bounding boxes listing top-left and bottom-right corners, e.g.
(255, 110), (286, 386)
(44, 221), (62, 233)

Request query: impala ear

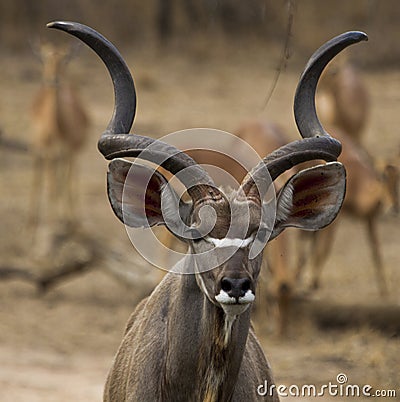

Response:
(107, 158), (171, 228)
(270, 162), (346, 240)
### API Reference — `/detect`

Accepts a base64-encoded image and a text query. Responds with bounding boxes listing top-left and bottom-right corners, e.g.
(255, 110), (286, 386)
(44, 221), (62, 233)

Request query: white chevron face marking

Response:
(205, 235), (254, 248)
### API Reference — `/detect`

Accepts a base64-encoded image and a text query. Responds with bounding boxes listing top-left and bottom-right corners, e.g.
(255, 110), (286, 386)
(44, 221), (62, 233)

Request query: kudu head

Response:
(48, 21), (366, 318)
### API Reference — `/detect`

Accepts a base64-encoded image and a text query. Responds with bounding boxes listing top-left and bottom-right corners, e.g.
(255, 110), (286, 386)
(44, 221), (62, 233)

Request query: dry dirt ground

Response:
(0, 37), (399, 401)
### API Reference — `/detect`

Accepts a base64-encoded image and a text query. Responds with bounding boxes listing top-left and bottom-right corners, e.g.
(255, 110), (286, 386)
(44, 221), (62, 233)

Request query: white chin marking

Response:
(215, 289), (255, 346)
(240, 289), (256, 303)
(215, 289), (255, 305)
(221, 303), (250, 317)
(215, 290), (236, 305)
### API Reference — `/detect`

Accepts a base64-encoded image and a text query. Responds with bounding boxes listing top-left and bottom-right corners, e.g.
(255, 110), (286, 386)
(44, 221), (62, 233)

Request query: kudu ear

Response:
(107, 158), (173, 228)
(270, 162), (346, 240)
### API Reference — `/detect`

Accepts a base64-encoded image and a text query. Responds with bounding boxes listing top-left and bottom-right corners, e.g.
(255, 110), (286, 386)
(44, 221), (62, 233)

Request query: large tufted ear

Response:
(270, 162), (346, 240)
(107, 158), (172, 228)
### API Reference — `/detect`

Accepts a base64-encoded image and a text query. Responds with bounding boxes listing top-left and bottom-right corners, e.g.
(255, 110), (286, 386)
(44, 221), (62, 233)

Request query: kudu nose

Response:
(221, 277), (252, 300)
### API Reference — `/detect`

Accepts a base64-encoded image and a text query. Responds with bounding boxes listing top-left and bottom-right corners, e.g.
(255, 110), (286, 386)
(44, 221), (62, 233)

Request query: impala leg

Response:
(310, 222), (336, 290)
(30, 154), (57, 256)
(294, 230), (312, 283)
(64, 153), (77, 229)
(276, 280), (291, 337)
(366, 216), (388, 297)
(266, 231), (292, 336)
(51, 151), (77, 232)
(29, 154), (44, 233)
(47, 154), (61, 226)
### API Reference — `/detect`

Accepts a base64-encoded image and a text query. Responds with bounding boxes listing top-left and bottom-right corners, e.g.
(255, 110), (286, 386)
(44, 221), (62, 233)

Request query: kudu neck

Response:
(165, 268), (251, 401)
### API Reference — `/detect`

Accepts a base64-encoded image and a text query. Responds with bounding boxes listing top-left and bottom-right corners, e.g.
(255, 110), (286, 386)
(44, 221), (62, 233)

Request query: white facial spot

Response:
(239, 289), (256, 304)
(215, 289), (255, 305)
(215, 290), (236, 305)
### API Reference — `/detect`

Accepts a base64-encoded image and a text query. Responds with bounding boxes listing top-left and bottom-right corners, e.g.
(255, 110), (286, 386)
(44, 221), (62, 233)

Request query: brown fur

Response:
(103, 272), (279, 402)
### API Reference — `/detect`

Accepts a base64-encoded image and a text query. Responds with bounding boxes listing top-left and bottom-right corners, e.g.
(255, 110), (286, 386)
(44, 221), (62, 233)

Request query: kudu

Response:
(30, 42), (90, 233)
(159, 121), (294, 334)
(49, 21), (366, 402)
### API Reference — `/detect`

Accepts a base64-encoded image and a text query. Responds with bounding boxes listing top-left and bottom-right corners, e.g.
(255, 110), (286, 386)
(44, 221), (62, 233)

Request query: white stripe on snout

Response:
(205, 235), (254, 248)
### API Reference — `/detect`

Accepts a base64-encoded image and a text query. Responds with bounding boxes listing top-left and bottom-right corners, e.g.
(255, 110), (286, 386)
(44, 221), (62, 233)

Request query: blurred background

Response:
(0, 0), (400, 66)
(0, 1), (399, 401)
